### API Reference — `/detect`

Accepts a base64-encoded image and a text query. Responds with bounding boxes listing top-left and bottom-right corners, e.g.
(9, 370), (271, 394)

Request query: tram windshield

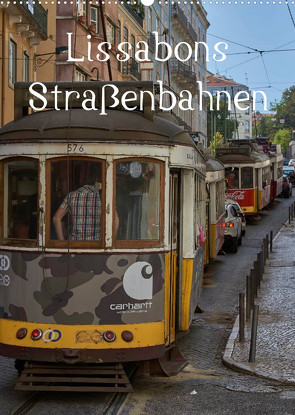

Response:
(115, 160), (162, 242)
(50, 159), (103, 242)
(3, 159), (38, 241)
(241, 167), (253, 188)
(225, 167), (239, 189)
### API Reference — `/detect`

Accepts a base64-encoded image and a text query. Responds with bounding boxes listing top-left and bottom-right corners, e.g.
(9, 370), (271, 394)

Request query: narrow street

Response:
(2, 195), (294, 415)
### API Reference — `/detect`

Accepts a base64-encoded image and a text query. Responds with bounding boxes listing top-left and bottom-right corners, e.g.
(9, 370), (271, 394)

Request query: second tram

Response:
(216, 144), (271, 215)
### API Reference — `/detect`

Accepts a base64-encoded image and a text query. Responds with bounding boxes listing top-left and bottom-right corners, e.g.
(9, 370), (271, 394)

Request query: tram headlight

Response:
(103, 331), (116, 342)
(16, 328), (27, 340)
(121, 331), (134, 342)
(31, 329), (43, 341)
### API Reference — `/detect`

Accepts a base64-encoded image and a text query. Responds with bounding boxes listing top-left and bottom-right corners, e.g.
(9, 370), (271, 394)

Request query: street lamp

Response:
(33, 46), (68, 72)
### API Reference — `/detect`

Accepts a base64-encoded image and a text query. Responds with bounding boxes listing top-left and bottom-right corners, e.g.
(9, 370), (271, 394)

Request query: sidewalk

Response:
(223, 220), (295, 385)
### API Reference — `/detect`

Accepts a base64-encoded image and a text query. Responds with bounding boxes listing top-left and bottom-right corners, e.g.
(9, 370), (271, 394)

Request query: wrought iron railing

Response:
(147, 32), (155, 52)
(18, 2), (48, 37)
(122, 3), (144, 28)
(123, 58), (141, 80)
(171, 4), (198, 43)
(171, 59), (197, 83)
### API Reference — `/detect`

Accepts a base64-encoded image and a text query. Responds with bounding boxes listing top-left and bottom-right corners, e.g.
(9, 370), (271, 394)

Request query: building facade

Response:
(206, 73), (253, 141)
(0, 2), (48, 126)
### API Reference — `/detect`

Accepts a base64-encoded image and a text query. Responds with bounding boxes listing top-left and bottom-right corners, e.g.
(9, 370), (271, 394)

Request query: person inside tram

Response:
(226, 171), (238, 189)
(53, 167), (118, 241)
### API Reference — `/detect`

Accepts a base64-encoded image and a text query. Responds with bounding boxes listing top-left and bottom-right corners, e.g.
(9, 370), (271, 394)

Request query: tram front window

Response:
(225, 167), (239, 189)
(241, 167), (253, 188)
(115, 160), (162, 243)
(3, 159), (38, 241)
(50, 159), (104, 243)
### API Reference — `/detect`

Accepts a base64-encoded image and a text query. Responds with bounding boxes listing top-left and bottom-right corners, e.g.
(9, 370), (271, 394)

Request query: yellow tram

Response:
(0, 82), (207, 390)
(204, 155), (225, 267)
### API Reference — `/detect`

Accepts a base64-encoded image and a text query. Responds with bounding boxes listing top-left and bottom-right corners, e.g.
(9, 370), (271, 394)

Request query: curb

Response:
(222, 217), (295, 386)
(222, 315), (295, 386)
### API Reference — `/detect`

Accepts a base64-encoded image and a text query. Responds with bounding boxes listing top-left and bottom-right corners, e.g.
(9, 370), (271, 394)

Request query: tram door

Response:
(167, 172), (180, 344)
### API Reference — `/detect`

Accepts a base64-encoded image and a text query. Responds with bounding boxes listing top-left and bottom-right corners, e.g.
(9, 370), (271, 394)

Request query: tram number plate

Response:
(68, 144), (84, 153)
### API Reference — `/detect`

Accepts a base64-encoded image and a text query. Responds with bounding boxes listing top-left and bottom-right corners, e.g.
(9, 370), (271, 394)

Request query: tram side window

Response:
(225, 167), (239, 189)
(3, 160), (38, 241)
(115, 160), (162, 243)
(241, 167), (253, 188)
(277, 161), (283, 179)
(262, 167), (270, 188)
(216, 180), (225, 218)
(50, 159), (103, 243)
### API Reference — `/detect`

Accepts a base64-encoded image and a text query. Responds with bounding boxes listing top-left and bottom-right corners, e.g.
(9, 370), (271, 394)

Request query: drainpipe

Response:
(1, 9), (5, 127)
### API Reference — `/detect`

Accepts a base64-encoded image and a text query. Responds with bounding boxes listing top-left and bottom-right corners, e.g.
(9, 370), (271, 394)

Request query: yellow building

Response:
(117, 3), (146, 82)
(0, 3), (48, 127)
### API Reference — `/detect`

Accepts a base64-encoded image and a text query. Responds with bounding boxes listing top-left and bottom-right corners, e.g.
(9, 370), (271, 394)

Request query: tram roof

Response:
(216, 146), (269, 164)
(0, 109), (195, 147)
(206, 158), (224, 172)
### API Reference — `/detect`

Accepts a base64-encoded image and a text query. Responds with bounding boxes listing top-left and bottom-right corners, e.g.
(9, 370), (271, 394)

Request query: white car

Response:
(288, 159), (295, 167)
(225, 197), (246, 236)
(223, 202), (242, 253)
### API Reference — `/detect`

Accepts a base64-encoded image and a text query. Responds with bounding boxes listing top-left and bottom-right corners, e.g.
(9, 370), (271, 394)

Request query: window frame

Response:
(45, 156), (106, 249)
(113, 157), (165, 249)
(9, 39), (17, 86)
(90, 5), (99, 34)
(0, 157), (40, 247)
(23, 51), (30, 82)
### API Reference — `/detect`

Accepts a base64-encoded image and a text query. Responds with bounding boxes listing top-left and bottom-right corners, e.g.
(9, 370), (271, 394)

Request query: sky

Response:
(205, 3), (295, 113)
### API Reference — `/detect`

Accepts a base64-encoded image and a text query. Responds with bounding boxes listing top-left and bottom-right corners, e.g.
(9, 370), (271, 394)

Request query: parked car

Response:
(283, 166), (295, 186)
(223, 202), (242, 253)
(283, 158), (290, 166)
(280, 175), (292, 198)
(288, 159), (295, 167)
(225, 197), (246, 235)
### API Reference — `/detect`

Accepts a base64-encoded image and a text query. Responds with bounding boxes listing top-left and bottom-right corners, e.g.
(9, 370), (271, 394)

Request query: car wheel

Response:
(231, 237), (238, 253)
(238, 234), (242, 246)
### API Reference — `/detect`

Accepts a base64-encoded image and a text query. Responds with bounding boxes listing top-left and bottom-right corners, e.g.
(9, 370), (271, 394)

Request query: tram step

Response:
(15, 363), (133, 392)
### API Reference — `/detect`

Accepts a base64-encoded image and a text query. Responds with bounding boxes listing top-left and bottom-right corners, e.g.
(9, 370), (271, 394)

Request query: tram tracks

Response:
(9, 390), (132, 415)
(9, 363), (138, 415)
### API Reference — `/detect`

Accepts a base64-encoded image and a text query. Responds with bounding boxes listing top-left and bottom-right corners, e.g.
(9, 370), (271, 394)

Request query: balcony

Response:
(147, 32), (156, 52)
(122, 3), (144, 28)
(171, 59), (197, 92)
(123, 58), (141, 81)
(17, 2), (47, 38)
(171, 4), (198, 44)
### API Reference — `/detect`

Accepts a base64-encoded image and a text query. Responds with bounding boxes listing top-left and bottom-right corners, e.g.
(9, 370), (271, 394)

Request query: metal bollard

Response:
(249, 304), (259, 363)
(239, 293), (245, 342)
(246, 275), (251, 321)
(263, 239), (267, 265)
(265, 234), (269, 258)
(259, 249), (264, 281)
(289, 206), (291, 224)
(270, 230), (273, 253)
(250, 268), (256, 303)
(254, 259), (260, 290)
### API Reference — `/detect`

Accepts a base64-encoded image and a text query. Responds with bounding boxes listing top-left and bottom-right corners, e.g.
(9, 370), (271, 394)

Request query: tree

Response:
(254, 113), (277, 140)
(210, 131), (223, 156)
(272, 129), (292, 153)
(271, 86), (295, 128)
(207, 97), (237, 147)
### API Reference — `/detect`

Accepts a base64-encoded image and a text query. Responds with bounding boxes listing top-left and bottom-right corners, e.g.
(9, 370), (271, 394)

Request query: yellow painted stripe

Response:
(0, 319), (164, 349)
(181, 258), (194, 331)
